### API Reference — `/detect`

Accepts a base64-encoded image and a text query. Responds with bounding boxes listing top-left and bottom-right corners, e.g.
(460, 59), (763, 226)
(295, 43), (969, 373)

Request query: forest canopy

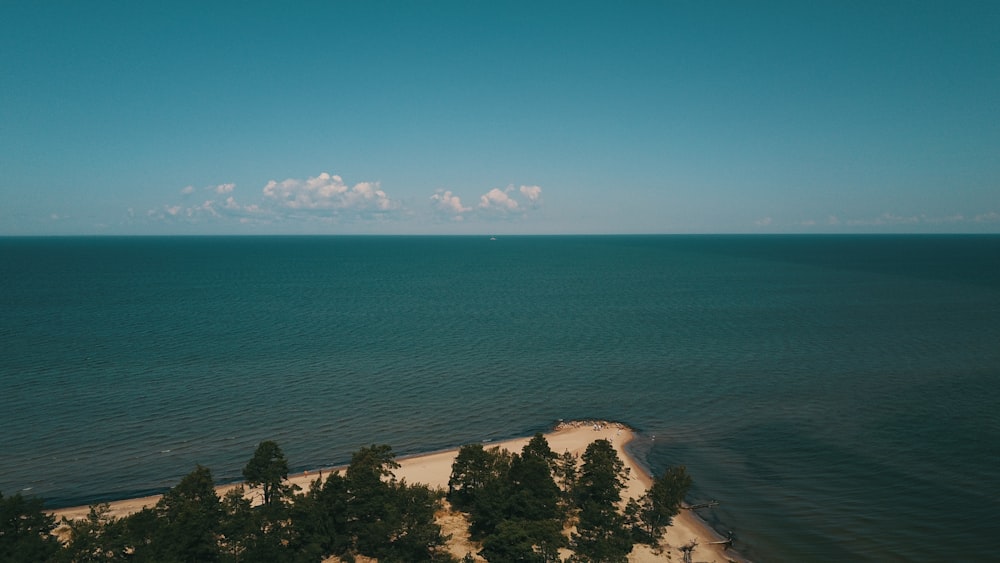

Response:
(4, 432), (692, 562)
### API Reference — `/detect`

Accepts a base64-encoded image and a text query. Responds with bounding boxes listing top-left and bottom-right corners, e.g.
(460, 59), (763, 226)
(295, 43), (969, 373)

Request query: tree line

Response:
(1, 434), (691, 562)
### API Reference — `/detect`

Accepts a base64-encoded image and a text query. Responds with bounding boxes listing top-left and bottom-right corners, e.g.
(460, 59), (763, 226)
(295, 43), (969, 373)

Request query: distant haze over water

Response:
(2, 235), (998, 562)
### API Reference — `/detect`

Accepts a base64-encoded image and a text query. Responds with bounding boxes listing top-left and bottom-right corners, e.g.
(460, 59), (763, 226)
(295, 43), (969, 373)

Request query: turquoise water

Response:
(2, 235), (998, 561)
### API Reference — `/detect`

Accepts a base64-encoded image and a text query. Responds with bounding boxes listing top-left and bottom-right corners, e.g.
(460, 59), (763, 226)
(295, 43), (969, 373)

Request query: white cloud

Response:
(975, 211), (1000, 223)
(430, 184), (544, 222)
(754, 217), (773, 227)
(200, 200), (221, 217)
(150, 185), (255, 223)
(148, 172), (544, 230)
(520, 185), (542, 204)
(262, 172), (397, 213)
(430, 189), (471, 218)
(479, 187), (520, 212)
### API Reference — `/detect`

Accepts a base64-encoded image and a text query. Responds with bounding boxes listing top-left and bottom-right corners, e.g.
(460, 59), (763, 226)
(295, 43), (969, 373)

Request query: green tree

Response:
(345, 444), (399, 493)
(344, 444), (398, 556)
(218, 486), (257, 563)
(379, 482), (450, 562)
(500, 463), (566, 561)
(513, 434), (562, 521)
(60, 503), (129, 562)
(450, 437), (565, 559)
(448, 445), (514, 539)
(507, 452), (561, 523)
(448, 443), (511, 510)
(522, 433), (557, 467)
(0, 492), (62, 562)
(144, 464), (223, 562)
(240, 441), (301, 562)
(343, 444), (450, 561)
(479, 519), (545, 563)
(574, 439), (627, 508)
(289, 472), (351, 560)
(242, 441), (290, 509)
(554, 450), (579, 512)
(633, 465), (692, 545)
(117, 507), (157, 561)
(570, 440), (633, 562)
(222, 484), (298, 563)
(571, 500), (632, 563)
(480, 517), (564, 563)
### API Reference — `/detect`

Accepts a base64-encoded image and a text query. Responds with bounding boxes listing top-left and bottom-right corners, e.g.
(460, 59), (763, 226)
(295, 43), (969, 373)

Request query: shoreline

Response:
(51, 420), (742, 562)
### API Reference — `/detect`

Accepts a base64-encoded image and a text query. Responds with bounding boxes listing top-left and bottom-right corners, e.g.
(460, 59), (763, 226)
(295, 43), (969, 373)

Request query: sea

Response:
(1, 235), (998, 562)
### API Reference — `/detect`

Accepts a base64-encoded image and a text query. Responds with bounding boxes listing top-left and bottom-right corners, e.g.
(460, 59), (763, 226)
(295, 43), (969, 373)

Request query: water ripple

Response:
(2, 236), (999, 562)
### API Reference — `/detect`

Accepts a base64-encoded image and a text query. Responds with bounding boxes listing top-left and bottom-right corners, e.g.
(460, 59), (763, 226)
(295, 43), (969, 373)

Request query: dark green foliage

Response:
(569, 439), (633, 562)
(570, 500), (632, 563)
(233, 441), (300, 562)
(522, 433), (557, 466)
(448, 444), (511, 510)
(218, 486), (256, 562)
(148, 464), (223, 562)
(447, 444), (514, 538)
(242, 441), (291, 508)
(633, 465), (692, 545)
(344, 444), (400, 556)
(217, 483), (296, 563)
(38, 432), (686, 563)
(524, 518), (566, 563)
(345, 444), (399, 496)
(344, 444), (450, 562)
(0, 492), (61, 562)
(117, 507), (157, 560)
(59, 503), (129, 562)
(479, 520), (545, 563)
(574, 439), (627, 508)
(554, 450), (579, 512)
(449, 436), (567, 561)
(377, 482), (449, 562)
(288, 474), (350, 561)
(507, 453), (561, 523)
(480, 518), (564, 563)
(115, 465), (223, 562)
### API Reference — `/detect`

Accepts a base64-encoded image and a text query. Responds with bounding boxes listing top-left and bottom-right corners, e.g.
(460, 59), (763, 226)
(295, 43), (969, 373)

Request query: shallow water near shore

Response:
(3, 235), (999, 561)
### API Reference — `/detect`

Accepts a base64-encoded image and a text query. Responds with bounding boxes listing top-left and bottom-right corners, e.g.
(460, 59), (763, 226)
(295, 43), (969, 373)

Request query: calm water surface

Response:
(2, 235), (998, 562)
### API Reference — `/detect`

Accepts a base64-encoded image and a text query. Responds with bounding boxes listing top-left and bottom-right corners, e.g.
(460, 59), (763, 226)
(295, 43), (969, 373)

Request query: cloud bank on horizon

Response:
(143, 173), (544, 230)
(139, 170), (999, 235)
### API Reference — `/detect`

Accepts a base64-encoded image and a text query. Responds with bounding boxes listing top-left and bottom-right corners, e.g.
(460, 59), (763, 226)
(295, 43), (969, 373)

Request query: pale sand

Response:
(51, 420), (739, 562)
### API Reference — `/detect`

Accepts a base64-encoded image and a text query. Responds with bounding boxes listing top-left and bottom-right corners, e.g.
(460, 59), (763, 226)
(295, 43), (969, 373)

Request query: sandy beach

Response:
(52, 420), (738, 562)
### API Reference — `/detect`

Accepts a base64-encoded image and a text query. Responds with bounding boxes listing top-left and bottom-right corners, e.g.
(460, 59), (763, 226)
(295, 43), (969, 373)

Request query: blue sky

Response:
(2, 1), (998, 235)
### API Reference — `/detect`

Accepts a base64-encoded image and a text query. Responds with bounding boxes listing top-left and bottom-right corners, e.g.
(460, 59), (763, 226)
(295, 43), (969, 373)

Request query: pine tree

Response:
(242, 440), (291, 508)
(570, 440), (633, 562)
(0, 492), (62, 562)
(142, 465), (223, 562)
(634, 465), (691, 545)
